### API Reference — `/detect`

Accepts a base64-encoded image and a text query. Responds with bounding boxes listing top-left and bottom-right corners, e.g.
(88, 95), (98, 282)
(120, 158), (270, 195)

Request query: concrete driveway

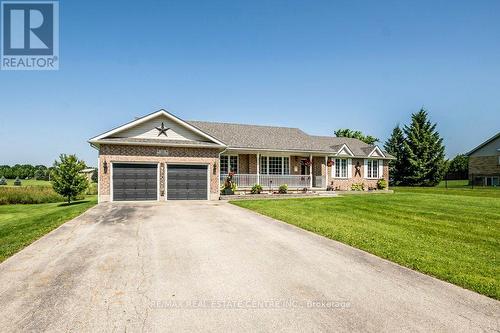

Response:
(0, 201), (498, 332)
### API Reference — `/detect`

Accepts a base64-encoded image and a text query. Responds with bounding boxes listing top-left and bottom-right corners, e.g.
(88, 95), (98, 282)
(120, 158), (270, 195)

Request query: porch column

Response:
(257, 153), (260, 185)
(309, 154), (313, 188)
(324, 155), (328, 188)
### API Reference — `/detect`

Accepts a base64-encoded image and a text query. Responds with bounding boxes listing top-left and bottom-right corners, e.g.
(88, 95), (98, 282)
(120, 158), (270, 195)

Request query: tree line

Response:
(0, 164), (53, 180)
(335, 108), (469, 186)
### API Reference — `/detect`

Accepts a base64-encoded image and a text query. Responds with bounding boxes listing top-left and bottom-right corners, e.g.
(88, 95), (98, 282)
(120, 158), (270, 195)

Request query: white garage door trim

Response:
(165, 162), (210, 200)
(110, 161), (160, 202)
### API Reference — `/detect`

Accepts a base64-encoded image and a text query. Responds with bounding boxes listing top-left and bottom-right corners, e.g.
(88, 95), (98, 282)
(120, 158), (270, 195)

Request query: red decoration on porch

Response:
(301, 158), (312, 166)
(327, 159), (334, 167)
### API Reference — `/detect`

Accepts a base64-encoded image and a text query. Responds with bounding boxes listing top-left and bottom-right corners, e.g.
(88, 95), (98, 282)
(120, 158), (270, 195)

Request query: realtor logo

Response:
(1, 1), (59, 70)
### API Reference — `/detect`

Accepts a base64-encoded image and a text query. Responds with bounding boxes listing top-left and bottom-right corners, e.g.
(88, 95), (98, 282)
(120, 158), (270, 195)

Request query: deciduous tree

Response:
(334, 129), (379, 145)
(51, 154), (89, 203)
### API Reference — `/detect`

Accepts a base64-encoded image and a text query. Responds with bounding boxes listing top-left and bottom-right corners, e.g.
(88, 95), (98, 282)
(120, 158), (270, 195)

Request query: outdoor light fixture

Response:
(103, 161), (108, 174)
(213, 162), (217, 175)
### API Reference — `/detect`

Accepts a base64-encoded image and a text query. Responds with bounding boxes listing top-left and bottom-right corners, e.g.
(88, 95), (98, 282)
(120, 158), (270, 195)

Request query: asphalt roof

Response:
(188, 120), (391, 157)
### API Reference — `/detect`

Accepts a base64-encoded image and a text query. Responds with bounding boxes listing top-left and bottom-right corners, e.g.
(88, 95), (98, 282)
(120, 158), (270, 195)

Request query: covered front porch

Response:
(219, 153), (329, 189)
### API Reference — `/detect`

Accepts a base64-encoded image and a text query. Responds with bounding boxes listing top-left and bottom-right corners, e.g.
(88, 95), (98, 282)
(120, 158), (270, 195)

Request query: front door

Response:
(300, 161), (310, 175)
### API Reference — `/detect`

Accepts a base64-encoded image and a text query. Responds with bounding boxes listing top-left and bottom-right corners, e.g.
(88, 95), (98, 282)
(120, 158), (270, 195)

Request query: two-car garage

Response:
(112, 163), (208, 201)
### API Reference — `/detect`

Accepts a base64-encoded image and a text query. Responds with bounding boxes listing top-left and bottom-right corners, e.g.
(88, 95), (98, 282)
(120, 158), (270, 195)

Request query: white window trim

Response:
(364, 159), (383, 179)
(332, 158), (351, 179)
(259, 156), (291, 175)
(220, 155), (239, 174)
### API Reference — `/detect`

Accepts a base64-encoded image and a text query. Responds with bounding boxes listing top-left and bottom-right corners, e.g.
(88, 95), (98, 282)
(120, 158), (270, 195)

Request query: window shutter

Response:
(347, 159), (352, 178)
(364, 159), (368, 179)
(378, 160), (384, 179)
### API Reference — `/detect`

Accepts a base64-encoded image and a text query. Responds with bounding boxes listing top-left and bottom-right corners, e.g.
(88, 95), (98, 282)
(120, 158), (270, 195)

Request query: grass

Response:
(0, 181), (97, 204)
(397, 180), (499, 198)
(0, 196), (97, 262)
(231, 187), (500, 299)
(0, 186), (66, 205)
(3, 179), (51, 187)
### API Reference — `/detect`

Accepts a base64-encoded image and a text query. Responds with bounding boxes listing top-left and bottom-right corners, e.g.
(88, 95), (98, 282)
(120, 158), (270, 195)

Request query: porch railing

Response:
(220, 174), (317, 188)
(313, 175), (326, 188)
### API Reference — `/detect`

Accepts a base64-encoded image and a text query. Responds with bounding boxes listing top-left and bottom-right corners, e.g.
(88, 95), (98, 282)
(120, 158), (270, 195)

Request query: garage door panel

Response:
(113, 163), (158, 201)
(167, 165), (208, 200)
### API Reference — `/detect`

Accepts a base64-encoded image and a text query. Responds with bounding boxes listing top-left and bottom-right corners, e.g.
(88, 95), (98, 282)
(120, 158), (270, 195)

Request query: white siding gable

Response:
(111, 115), (207, 141)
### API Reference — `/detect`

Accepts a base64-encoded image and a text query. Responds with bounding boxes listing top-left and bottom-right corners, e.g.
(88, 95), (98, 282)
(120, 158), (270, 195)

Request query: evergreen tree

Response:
(51, 154), (89, 203)
(384, 125), (406, 185)
(401, 109), (446, 186)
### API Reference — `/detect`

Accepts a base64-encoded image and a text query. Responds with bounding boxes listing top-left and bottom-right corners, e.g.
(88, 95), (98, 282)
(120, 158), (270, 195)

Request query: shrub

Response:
(251, 184), (263, 194)
(86, 182), (98, 195)
(351, 183), (364, 191)
(14, 177), (21, 186)
(278, 184), (288, 194)
(377, 179), (388, 190)
(0, 176), (6, 185)
(0, 186), (70, 205)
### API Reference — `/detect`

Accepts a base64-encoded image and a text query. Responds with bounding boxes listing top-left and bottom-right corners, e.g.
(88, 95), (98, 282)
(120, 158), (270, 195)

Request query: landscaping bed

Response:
(221, 192), (334, 200)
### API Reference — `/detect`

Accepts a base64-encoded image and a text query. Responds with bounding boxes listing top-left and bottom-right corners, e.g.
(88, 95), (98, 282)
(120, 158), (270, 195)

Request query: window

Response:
(229, 156), (238, 173)
(220, 155), (238, 174)
(268, 157), (282, 174)
(485, 176), (499, 186)
(283, 157), (290, 175)
(220, 156), (228, 174)
(334, 158), (348, 178)
(260, 156), (268, 174)
(366, 160), (378, 178)
(259, 156), (290, 175)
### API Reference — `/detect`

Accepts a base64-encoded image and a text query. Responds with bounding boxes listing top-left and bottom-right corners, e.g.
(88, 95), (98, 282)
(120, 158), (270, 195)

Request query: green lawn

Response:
(0, 196), (97, 262)
(4, 179), (52, 187)
(231, 188), (500, 299)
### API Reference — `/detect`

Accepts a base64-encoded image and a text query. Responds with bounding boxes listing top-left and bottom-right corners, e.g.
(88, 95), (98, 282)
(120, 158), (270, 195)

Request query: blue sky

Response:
(1, 0), (499, 166)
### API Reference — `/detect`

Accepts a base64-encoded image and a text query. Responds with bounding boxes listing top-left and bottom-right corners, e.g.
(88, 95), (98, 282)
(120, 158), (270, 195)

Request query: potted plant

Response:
(222, 172), (236, 195)
(301, 158), (312, 167)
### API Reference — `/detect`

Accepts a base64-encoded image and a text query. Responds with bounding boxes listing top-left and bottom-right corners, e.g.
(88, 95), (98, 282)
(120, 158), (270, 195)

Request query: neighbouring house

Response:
(89, 110), (393, 202)
(80, 168), (96, 182)
(466, 132), (500, 186)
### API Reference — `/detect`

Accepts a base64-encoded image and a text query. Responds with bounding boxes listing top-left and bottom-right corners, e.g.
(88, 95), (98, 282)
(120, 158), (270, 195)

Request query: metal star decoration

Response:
(155, 122), (170, 137)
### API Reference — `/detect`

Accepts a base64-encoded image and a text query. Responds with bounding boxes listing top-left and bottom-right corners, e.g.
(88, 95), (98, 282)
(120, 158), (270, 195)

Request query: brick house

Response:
(466, 132), (500, 186)
(89, 110), (393, 202)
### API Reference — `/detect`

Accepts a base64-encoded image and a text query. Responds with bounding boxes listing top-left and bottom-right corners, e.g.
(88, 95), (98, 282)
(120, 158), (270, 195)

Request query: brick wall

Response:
(99, 144), (221, 201)
(238, 154), (249, 173)
(249, 154), (257, 174)
(326, 158), (389, 191)
(469, 156), (500, 176)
